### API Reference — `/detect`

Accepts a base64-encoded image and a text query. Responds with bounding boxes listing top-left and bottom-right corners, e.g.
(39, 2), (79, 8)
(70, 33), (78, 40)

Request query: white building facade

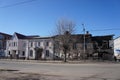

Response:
(6, 32), (54, 60)
(114, 37), (120, 57)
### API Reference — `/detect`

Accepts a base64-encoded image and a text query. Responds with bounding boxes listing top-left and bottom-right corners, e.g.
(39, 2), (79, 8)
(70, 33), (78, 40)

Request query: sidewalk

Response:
(0, 58), (118, 64)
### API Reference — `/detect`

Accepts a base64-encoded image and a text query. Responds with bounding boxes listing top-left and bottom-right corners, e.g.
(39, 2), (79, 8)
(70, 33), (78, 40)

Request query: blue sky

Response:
(0, 0), (120, 38)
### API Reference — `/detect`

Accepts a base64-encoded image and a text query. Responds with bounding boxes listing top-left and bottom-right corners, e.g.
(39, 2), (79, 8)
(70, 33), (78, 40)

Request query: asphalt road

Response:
(0, 60), (120, 80)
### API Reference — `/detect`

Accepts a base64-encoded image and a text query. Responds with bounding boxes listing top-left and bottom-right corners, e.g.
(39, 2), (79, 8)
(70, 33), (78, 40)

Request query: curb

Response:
(0, 59), (118, 64)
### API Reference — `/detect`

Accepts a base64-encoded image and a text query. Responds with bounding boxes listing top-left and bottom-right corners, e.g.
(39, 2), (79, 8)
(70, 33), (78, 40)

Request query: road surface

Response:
(0, 60), (120, 80)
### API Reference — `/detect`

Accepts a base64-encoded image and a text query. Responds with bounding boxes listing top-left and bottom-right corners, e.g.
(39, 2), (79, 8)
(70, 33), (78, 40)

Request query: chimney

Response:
(64, 31), (70, 35)
(86, 31), (89, 34)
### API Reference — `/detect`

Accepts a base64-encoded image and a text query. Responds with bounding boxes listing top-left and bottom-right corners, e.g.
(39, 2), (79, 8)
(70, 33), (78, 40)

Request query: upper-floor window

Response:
(13, 42), (16, 46)
(73, 43), (77, 49)
(0, 35), (4, 39)
(13, 42), (17, 47)
(55, 41), (59, 49)
(0, 41), (2, 48)
(12, 42), (13, 47)
(102, 41), (109, 49)
(30, 42), (33, 47)
(23, 43), (26, 47)
(35, 42), (37, 47)
(9, 43), (11, 47)
(38, 42), (41, 46)
(46, 42), (49, 46)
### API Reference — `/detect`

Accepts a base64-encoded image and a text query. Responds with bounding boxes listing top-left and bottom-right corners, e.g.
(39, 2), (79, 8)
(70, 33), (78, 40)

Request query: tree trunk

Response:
(64, 49), (67, 62)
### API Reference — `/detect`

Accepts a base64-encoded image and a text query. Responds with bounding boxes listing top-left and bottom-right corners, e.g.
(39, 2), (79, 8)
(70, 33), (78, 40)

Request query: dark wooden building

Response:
(53, 32), (114, 60)
(92, 35), (114, 60)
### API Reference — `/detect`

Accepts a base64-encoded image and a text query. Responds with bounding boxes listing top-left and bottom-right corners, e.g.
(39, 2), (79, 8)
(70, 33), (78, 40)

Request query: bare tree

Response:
(56, 19), (75, 35)
(54, 19), (75, 62)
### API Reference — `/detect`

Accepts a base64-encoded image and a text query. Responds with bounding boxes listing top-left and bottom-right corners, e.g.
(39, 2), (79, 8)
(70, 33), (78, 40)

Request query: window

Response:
(38, 42), (41, 46)
(18, 50), (20, 54)
(102, 41), (108, 49)
(30, 42), (33, 47)
(30, 50), (33, 57)
(22, 51), (25, 56)
(46, 42), (49, 46)
(0, 41), (2, 48)
(55, 41), (59, 49)
(46, 50), (49, 57)
(73, 43), (77, 49)
(23, 43), (26, 47)
(16, 42), (17, 46)
(34, 42), (37, 47)
(82, 43), (87, 49)
(14, 42), (15, 46)
(0, 35), (4, 39)
(85, 44), (87, 49)
(9, 43), (11, 47)
(12, 42), (13, 47)
(93, 42), (98, 49)
(8, 51), (10, 55)
(12, 42), (17, 47)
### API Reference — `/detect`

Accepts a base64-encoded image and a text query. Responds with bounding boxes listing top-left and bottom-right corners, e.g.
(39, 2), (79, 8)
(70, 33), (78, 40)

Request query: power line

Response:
(90, 28), (120, 32)
(0, 0), (36, 8)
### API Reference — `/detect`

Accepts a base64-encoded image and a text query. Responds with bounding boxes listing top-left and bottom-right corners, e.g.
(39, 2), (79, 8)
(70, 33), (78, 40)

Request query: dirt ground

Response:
(0, 69), (77, 80)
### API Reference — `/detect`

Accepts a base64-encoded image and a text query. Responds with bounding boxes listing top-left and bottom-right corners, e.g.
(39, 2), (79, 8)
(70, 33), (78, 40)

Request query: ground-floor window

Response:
(46, 50), (49, 57)
(22, 51), (25, 56)
(8, 51), (10, 55)
(30, 50), (33, 57)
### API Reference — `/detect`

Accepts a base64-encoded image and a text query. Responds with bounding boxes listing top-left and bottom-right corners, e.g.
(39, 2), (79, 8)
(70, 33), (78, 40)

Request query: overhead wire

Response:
(0, 0), (36, 8)
(90, 28), (120, 32)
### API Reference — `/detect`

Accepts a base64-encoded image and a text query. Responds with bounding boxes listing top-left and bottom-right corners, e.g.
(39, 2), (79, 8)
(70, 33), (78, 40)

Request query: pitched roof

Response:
(14, 32), (41, 39)
(92, 35), (114, 41)
(14, 32), (26, 39)
(0, 32), (12, 37)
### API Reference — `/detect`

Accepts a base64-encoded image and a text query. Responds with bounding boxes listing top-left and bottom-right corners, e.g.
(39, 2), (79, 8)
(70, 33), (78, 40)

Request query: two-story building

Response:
(53, 32), (94, 60)
(6, 32), (54, 60)
(92, 35), (114, 60)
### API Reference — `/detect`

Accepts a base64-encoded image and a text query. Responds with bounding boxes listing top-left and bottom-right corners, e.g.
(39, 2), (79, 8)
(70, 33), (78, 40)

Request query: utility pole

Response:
(82, 23), (86, 59)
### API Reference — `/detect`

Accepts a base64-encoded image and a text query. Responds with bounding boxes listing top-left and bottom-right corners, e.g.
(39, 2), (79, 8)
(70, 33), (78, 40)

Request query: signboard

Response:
(115, 49), (120, 54)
